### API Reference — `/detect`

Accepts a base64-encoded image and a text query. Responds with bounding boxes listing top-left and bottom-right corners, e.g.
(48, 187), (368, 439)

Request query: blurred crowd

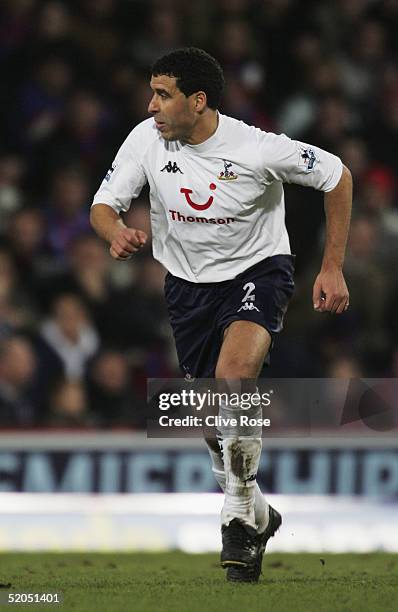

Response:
(0, 0), (397, 428)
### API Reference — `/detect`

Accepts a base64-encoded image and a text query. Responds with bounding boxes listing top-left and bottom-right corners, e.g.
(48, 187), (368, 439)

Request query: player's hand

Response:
(313, 266), (349, 314)
(109, 227), (147, 260)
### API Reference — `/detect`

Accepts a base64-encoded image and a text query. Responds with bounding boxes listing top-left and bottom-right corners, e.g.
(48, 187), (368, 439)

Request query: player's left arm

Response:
(259, 131), (353, 315)
(313, 165), (352, 314)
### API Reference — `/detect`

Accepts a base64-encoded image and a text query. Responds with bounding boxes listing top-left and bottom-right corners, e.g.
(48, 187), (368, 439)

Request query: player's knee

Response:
(215, 358), (258, 379)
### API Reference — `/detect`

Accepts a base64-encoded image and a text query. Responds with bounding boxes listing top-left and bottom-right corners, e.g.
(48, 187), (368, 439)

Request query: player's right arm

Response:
(90, 204), (147, 260)
(90, 123), (149, 260)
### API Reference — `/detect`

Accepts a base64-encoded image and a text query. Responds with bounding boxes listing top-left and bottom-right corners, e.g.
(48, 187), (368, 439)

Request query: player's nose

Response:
(148, 96), (159, 114)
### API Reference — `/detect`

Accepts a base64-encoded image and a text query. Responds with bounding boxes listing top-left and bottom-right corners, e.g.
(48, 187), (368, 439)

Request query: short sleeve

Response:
(91, 126), (148, 214)
(260, 132), (343, 192)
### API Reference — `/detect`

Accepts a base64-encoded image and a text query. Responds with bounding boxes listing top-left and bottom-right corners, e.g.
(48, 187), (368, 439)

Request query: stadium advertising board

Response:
(0, 445), (397, 497)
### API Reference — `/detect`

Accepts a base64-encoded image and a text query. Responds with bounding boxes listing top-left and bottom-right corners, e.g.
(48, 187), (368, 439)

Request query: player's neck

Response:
(183, 110), (219, 145)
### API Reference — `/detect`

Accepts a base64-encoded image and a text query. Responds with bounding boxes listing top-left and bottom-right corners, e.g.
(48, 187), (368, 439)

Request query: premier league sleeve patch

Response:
(298, 146), (317, 172)
(104, 162), (116, 182)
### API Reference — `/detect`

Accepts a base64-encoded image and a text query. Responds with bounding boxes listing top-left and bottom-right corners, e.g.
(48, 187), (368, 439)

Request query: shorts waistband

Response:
(166, 254), (295, 288)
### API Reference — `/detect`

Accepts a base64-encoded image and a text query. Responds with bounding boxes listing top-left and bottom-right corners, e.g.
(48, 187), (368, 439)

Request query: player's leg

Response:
(215, 320), (282, 581)
(205, 319), (270, 532)
(215, 320), (270, 531)
(212, 255), (294, 545)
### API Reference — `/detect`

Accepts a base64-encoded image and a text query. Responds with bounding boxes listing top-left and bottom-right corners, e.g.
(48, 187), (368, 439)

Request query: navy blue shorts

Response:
(164, 255), (295, 378)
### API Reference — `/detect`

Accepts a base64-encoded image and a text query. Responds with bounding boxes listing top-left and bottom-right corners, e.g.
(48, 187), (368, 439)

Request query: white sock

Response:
(220, 437), (262, 530)
(213, 468), (269, 533)
(206, 436), (269, 533)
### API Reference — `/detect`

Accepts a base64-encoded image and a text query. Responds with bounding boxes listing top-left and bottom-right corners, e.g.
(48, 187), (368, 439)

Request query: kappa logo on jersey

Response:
(161, 161), (183, 174)
(218, 160), (238, 181)
(237, 282), (260, 312)
(299, 147), (317, 171)
(104, 163), (116, 182)
(180, 183), (217, 211)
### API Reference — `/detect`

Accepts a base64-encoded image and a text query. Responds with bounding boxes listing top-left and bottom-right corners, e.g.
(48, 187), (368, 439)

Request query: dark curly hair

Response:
(151, 47), (224, 110)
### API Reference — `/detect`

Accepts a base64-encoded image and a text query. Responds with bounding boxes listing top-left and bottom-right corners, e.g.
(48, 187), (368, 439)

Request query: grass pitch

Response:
(0, 552), (397, 612)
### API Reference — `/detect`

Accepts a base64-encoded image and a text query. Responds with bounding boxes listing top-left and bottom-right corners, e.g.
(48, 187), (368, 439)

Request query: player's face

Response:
(148, 75), (199, 141)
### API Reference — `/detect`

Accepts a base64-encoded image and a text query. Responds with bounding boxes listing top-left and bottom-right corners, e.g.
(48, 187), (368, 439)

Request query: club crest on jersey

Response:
(237, 282), (260, 312)
(218, 160), (238, 181)
(299, 147), (317, 172)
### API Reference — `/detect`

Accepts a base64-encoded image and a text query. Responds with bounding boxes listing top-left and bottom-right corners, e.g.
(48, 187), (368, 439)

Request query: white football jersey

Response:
(92, 113), (342, 282)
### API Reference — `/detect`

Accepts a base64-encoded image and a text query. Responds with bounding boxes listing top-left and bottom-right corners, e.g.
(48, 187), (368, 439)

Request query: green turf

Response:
(0, 552), (397, 612)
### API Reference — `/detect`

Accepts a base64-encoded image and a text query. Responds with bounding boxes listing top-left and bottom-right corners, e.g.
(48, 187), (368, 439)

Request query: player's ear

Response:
(194, 91), (207, 112)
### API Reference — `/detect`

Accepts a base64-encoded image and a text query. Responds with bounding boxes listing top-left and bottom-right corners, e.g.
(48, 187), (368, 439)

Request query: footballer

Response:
(90, 47), (352, 582)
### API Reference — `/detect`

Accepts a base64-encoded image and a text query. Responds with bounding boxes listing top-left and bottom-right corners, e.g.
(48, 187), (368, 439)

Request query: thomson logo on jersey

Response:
(218, 160), (238, 181)
(169, 210), (235, 225)
(180, 183), (216, 211)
